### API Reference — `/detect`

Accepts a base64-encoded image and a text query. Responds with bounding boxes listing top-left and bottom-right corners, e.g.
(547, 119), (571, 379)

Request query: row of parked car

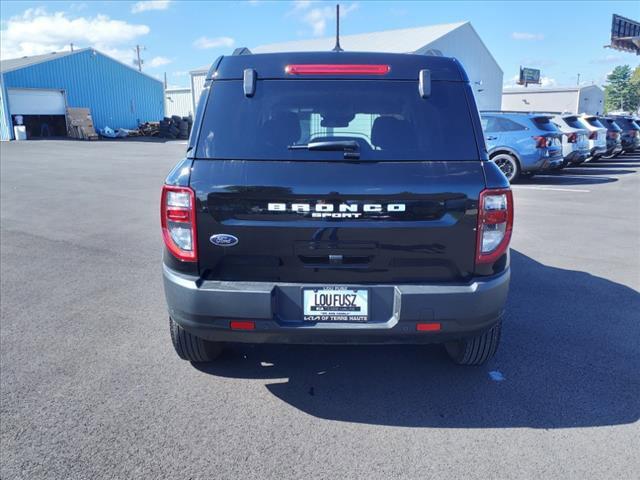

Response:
(481, 111), (640, 182)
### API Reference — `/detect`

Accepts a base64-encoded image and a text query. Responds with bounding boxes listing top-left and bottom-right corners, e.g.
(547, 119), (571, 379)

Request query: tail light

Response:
(589, 131), (597, 140)
(476, 189), (514, 265)
(533, 135), (548, 148)
(565, 132), (577, 143)
(630, 131), (638, 138)
(161, 185), (197, 262)
(608, 131), (620, 139)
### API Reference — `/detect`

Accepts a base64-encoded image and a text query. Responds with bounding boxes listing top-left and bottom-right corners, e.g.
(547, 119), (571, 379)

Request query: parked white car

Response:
(551, 114), (590, 166)
(578, 115), (607, 160)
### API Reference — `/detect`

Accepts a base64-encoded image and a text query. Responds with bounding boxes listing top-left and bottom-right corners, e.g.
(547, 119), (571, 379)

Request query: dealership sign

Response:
(518, 67), (541, 86)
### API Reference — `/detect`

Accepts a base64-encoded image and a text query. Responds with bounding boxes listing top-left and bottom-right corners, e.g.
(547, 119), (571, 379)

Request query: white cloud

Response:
(193, 36), (235, 49)
(148, 56), (171, 68)
(590, 55), (623, 65)
(511, 32), (544, 41)
(289, 1), (358, 37)
(131, 0), (171, 14)
(0, 8), (150, 62)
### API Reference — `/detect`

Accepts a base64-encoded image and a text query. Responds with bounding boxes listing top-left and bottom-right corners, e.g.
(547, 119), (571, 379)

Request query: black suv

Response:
(162, 51), (512, 366)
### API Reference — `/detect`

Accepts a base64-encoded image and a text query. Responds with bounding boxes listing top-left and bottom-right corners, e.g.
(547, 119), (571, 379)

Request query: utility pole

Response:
(70, 43), (74, 52)
(134, 45), (145, 72)
(164, 72), (167, 89)
(576, 73), (580, 85)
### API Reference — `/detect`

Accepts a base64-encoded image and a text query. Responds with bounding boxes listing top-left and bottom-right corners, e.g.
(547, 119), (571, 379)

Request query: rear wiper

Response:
(288, 140), (360, 159)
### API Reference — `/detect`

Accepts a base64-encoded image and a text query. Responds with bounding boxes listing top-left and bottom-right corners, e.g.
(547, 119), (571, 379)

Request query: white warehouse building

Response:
(189, 21), (503, 112)
(165, 87), (193, 118)
(502, 86), (605, 115)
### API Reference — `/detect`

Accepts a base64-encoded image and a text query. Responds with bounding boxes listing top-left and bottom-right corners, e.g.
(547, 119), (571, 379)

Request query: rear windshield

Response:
(563, 116), (584, 129)
(602, 118), (622, 131)
(613, 118), (640, 130)
(585, 117), (605, 129)
(532, 117), (559, 132)
(196, 80), (479, 160)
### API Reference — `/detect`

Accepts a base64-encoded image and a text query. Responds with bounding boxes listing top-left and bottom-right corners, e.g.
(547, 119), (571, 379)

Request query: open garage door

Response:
(8, 89), (66, 115)
(8, 89), (67, 138)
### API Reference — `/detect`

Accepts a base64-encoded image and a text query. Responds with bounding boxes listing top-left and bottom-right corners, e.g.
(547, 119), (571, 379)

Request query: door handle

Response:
(486, 136), (497, 140)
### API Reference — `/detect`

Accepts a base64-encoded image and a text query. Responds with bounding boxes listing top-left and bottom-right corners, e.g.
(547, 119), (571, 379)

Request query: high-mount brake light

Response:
(476, 189), (514, 265)
(161, 185), (197, 262)
(284, 64), (391, 75)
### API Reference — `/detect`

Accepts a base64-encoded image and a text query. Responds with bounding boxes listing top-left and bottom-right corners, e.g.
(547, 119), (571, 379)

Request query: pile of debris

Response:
(67, 107), (99, 140)
(138, 122), (160, 137)
(159, 116), (193, 140)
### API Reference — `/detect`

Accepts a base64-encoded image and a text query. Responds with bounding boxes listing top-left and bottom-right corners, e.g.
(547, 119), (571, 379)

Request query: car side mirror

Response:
(243, 68), (256, 97)
(419, 69), (431, 98)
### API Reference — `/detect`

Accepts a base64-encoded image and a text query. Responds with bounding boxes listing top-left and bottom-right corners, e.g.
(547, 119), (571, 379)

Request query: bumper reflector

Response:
(230, 321), (256, 331)
(416, 322), (441, 332)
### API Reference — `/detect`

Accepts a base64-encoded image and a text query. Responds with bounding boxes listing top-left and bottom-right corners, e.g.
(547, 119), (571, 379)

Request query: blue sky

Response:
(1, 0), (638, 88)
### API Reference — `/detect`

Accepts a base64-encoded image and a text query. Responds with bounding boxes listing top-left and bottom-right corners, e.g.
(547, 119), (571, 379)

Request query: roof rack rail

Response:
(232, 47), (252, 56)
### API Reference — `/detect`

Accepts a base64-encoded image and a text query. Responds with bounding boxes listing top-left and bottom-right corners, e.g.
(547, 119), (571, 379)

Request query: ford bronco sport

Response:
(162, 51), (513, 366)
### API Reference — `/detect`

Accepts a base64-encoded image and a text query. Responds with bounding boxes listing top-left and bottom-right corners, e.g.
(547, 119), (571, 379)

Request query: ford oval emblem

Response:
(210, 234), (239, 247)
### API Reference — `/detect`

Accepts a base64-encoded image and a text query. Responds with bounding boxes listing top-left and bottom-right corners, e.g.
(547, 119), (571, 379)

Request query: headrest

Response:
(371, 116), (413, 150)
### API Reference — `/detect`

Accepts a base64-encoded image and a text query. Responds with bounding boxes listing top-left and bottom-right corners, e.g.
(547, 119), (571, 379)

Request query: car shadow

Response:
(195, 250), (640, 429)
(518, 175), (618, 186)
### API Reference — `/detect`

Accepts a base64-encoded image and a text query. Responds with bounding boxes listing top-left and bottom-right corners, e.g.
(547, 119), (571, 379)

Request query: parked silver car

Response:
(578, 115), (607, 160)
(551, 114), (590, 166)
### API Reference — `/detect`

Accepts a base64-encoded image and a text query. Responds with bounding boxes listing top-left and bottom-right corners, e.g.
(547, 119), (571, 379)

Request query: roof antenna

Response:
(332, 4), (343, 52)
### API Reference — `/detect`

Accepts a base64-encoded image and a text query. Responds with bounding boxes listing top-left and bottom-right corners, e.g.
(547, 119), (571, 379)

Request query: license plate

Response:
(303, 287), (368, 322)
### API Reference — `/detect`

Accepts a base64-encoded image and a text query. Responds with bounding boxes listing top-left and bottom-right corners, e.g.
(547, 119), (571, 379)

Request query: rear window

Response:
(532, 117), (559, 132)
(563, 116), (584, 129)
(602, 118), (622, 132)
(196, 80), (479, 161)
(613, 118), (639, 130)
(585, 117), (605, 129)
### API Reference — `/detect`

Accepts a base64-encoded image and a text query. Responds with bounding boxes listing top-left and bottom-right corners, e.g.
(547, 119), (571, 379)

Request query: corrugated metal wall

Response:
(165, 88), (192, 118)
(2, 49), (164, 132)
(190, 72), (207, 117)
(0, 76), (12, 141)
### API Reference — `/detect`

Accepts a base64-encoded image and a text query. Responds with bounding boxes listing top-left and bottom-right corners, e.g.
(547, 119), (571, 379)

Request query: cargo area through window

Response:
(196, 79), (479, 161)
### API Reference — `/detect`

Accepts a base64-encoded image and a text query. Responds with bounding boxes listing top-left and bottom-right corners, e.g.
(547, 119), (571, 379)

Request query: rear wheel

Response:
(445, 321), (501, 366)
(169, 317), (223, 362)
(492, 153), (520, 183)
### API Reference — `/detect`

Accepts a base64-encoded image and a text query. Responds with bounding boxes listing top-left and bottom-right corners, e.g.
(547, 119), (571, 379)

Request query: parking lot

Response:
(1, 140), (638, 479)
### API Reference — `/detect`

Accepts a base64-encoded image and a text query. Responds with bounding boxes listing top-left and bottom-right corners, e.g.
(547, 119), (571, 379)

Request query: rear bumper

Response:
(163, 264), (510, 344)
(590, 145), (607, 157)
(542, 156), (564, 170)
(564, 150), (589, 164)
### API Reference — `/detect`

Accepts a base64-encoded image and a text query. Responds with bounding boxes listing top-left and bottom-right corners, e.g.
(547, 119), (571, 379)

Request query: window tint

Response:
(585, 117), (605, 129)
(532, 117), (559, 132)
(481, 116), (500, 132)
(563, 116), (584, 129)
(496, 118), (525, 131)
(196, 80), (479, 161)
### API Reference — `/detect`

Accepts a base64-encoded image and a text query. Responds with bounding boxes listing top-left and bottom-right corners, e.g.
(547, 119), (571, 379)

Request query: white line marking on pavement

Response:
(512, 186), (591, 193)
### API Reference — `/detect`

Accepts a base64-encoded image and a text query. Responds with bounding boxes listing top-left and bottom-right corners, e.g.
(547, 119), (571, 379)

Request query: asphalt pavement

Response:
(1, 139), (639, 479)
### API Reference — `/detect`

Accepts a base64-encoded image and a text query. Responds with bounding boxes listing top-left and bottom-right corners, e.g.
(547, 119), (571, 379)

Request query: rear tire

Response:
(491, 153), (520, 183)
(445, 321), (501, 366)
(169, 317), (223, 362)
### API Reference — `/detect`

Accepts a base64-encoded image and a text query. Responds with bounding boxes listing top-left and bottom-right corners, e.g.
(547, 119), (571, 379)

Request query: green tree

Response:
(604, 65), (640, 113)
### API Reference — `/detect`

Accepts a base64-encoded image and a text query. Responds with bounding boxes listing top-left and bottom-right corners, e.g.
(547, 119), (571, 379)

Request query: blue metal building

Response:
(0, 48), (164, 141)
